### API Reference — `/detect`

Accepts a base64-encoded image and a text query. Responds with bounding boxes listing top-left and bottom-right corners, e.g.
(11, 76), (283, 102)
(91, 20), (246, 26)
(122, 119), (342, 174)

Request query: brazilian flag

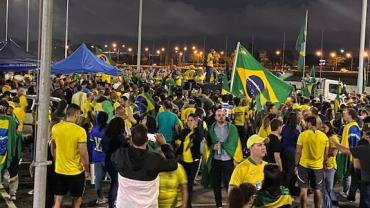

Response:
(295, 12), (308, 71)
(221, 73), (230, 95)
(230, 43), (292, 108)
(96, 48), (115, 65)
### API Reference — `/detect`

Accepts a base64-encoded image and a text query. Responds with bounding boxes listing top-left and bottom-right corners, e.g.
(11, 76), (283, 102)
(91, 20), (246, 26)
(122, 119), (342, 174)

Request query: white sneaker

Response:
(339, 191), (348, 198)
(27, 189), (34, 195)
(96, 197), (108, 204)
(10, 195), (16, 201)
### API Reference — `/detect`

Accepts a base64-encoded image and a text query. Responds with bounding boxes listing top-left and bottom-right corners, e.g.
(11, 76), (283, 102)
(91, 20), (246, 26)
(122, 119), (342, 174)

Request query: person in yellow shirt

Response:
(17, 87), (28, 112)
(232, 97), (249, 153)
(51, 104), (90, 208)
(295, 116), (329, 208)
(258, 113), (276, 138)
(321, 121), (339, 207)
(10, 98), (26, 133)
(229, 134), (268, 192)
(82, 92), (95, 128)
(158, 163), (188, 208)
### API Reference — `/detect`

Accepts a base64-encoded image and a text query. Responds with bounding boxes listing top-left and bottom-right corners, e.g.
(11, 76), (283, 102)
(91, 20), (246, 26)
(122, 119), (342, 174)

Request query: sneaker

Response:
(96, 197), (108, 204)
(10, 195), (16, 201)
(339, 191), (348, 198)
(27, 189), (34, 195)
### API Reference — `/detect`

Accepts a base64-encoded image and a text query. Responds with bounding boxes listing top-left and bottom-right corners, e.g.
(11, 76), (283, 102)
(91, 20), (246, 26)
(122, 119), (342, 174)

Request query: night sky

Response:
(0, 0), (368, 52)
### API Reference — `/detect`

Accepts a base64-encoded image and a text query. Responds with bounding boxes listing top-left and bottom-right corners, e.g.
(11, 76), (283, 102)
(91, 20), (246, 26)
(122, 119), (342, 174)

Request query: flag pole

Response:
(64, 0), (69, 58)
(26, 0), (30, 52)
(5, 0), (9, 41)
(137, 0), (143, 70)
(302, 10), (308, 80)
(282, 32), (286, 71)
(230, 42), (240, 93)
(358, 0), (367, 93)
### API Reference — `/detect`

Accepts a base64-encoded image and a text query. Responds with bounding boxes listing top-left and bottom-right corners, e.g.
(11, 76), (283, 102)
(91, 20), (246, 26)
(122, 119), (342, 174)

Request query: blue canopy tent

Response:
(51, 43), (121, 76)
(0, 39), (39, 72)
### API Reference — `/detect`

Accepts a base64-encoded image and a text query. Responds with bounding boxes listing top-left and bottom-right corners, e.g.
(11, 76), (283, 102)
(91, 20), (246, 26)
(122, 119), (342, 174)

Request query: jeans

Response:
(106, 160), (118, 208)
(205, 66), (212, 83)
(211, 159), (234, 207)
(360, 182), (370, 208)
(181, 160), (200, 208)
(94, 161), (106, 198)
(323, 168), (338, 208)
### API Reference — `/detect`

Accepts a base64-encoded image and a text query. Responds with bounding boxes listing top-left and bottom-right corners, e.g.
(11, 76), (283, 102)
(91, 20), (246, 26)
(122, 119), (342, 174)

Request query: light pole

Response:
(26, 0), (30, 52)
(137, 0), (143, 70)
(275, 50), (281, 70)
(64, 0), (70, 58)
(128, 48), (133, 64)
(5, 0), (9, 41)
(156, 50), (161, 65)
(316, 50), (323, 77)
(145, 47), (149, 64)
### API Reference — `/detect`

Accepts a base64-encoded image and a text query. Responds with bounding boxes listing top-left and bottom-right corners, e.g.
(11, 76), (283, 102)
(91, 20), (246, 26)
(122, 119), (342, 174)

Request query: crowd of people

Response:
(0, 51), (369, 208)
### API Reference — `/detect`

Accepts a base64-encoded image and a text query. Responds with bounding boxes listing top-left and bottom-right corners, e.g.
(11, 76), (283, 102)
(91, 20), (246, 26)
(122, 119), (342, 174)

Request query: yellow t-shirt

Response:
(158, 163), (188, 208)
(230, 158), (267, 188)
(207, 53), (214, 67)
(258, 125), (271, 138)
(2, 85), (11, 93)
(327, 135), (339, 170)
(297, 129), (329, 170)
(233, 106), (249, 126)
(101, 74), (112, 84)
(185, 69), (196, 80)
(183, 132), (193, 163)
(175, 75), (183, 87)
(181, 107), (196, 122)
(19, 95), (28, 112)
(52, 121), (87, 175)
(83, 101), (94, 119)
(13, 107), (26, 132)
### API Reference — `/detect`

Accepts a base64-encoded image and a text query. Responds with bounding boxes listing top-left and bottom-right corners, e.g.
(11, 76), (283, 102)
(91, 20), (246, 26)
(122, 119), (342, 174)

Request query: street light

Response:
(276, 50), (281, 55)
(121, 44), (125, 48)
(161, 47), (165, 52)
(220, 51), (224, 55)
(128, 48), (133, 64)
(91, 45), (95, 49)
(330, 52), (337, 71)
(104, 44), (108, 48)
(346, 52), (353, 70)
(315, 51), (322, 57)
(174, 46), (179, 51)
(184, 47), (188, 51)
(192, 46), (196, 50)
(128, 48), (133, 52)
(112, 43), (117, 48)
(145, 47), (149, 52)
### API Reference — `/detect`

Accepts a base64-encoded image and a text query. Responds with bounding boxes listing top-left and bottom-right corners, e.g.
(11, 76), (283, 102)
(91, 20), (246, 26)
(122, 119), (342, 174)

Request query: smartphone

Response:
(147, 133), (156, 142)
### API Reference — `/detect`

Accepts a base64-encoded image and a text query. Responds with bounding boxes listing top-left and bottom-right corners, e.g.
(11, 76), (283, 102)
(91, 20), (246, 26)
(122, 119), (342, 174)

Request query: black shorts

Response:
(54, 172), (85, 197)
(297, 165), (323, 190)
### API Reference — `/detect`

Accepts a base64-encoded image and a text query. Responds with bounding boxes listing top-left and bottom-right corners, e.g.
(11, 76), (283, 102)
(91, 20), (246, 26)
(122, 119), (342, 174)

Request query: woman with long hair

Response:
(102, 117), (129, 208)
(253, 164), (293, 208)
(280, 112), (300, 195)
(321, 121), (339, 207)
(176, 113), (203, 208)
(258, 113), (276, 138)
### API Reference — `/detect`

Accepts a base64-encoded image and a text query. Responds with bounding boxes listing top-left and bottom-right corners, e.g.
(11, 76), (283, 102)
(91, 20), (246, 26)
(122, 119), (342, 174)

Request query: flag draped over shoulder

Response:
(202, 122), (243, 188)
(135, 92), (156, 118)
(253, 187), (293, 208)
(302, 66), (316, 97)
(295, 14), (307, 71)
(0, 115), (22, 182)
(230, 43), (292, 111)
(221, 73), (230, 95)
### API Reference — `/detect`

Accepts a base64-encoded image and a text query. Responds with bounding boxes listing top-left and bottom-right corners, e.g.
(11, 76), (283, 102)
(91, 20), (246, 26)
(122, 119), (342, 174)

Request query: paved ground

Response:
(0, 161), (361, 208)
(0, 121), (361, 207)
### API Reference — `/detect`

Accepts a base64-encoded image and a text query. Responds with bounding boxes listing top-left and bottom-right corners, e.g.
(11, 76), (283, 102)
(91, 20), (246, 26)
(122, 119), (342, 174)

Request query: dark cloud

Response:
(0, 0), (367, 52)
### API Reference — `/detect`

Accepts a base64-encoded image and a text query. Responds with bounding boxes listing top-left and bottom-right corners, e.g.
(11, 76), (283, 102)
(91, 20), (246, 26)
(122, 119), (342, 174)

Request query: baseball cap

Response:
(122, 93), (130, 100)
(247, 134), (269, 149)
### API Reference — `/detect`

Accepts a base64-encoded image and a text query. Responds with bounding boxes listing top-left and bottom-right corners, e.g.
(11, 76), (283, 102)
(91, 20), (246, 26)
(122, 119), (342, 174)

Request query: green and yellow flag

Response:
(295, 11), (308, 71)
(221, 73), (230, 95)
(230, 43), (293, 109)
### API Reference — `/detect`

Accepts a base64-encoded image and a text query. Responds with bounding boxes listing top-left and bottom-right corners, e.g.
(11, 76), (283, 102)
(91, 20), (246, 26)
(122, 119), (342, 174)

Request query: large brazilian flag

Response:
(230, 43), (292, 109)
